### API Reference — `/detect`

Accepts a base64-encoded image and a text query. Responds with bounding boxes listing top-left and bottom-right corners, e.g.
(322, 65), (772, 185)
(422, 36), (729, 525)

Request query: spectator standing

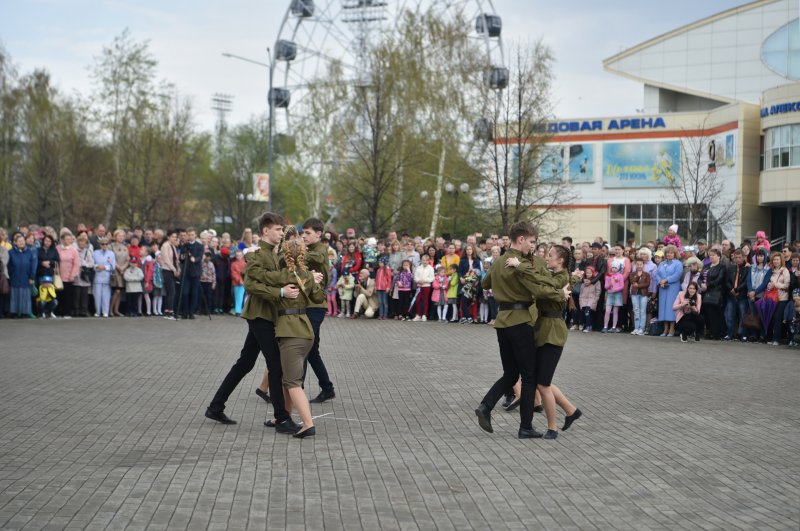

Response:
(374, 256), (392, 320)
(230, 249), (246, 317)
(701, 249), (727, 339)
(602, 264), (624, 332)
(395, 260), (414, 320)
(159, 230), (180, 319)
(767, 252), (790, 345)
(629, 258), (651, 335)
(655, 245), (683, 337)
(200, 252), (216, 315)
(8, 233), (36, 318)
(744, 249), (771, 341)
(179, 228), (204, 319)
(73, 234), (94, 317)
(56, 233), (80, 318)
(124, 257), (144, 317)
(92, 238), (115, 318)
(725, 249), (749, 340)
(109, 229), (129, 317)
(412, 254), (434, 321)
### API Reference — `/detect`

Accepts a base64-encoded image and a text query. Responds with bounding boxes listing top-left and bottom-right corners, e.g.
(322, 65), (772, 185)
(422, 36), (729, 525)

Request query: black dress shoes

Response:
(562, 408), (582, 431)
(205, 408), (237, 424)
(501, 394), (514, 409)
(475, 404), (493, 433)
(518, 427), (544, 439)
(533, 405), (544, 413)
(504, 397), (521, 411)
(309, 390), (336, 404)
(255, 388), (271, 403)
(293, 426), (316, 438)
(275, 418), (302, 434)
(543, 429), (558, 440)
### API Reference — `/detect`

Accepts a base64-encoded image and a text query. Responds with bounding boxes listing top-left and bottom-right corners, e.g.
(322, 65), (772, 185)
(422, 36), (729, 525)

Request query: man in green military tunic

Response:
(205, 212), (302, 434)
(300, 218), (336, 403)
(475, 221), (563, 439)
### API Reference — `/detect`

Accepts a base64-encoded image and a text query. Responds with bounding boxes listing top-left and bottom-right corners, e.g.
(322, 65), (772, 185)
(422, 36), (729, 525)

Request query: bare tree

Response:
(665, 121), (739, 243)
(482, 41), (577, 236)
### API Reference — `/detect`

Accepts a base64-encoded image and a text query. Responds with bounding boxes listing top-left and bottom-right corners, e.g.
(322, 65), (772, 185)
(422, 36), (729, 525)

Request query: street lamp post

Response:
(222, 50), (274, 212)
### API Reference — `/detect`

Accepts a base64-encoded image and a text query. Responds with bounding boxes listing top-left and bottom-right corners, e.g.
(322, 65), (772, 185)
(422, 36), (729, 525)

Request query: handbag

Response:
(742, 311), (762, 331)
(53, 263), (64, 291)
(764, 271), (782, 302)
(80, 266), (95, 284)
(110, 269), (124, 288)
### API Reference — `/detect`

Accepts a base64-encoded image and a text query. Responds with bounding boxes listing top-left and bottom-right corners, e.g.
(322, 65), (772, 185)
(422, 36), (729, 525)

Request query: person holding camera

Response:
(179, 227), (204, 319)
(674, 281), (703, 342)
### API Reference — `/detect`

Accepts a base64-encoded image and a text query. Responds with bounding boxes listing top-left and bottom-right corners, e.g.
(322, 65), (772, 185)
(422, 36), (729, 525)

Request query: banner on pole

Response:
(252, 173), (270, 202)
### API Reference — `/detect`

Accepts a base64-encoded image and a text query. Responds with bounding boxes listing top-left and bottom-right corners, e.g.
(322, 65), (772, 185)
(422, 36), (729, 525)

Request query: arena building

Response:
(525, 0), (800, 246)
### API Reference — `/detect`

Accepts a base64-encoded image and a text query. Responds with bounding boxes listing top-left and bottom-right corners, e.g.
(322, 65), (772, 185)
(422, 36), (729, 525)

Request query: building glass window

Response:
(765, 124), (800, 169)
(608, 203), (721, 245)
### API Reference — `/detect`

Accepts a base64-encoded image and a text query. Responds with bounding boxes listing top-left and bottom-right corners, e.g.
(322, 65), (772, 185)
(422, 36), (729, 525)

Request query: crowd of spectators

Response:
(1, 221), (798, 346)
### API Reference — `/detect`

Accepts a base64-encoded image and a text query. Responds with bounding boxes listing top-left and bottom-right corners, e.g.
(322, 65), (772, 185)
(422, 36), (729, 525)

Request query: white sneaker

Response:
(421, 315), (427, 322)
(412, 315), (421, 322)
(63, 315), (71, 319)
(630, 329), (637, 335)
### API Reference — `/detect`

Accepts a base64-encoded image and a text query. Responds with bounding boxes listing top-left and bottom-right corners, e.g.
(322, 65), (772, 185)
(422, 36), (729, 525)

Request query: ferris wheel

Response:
(269, 0), (507, 151)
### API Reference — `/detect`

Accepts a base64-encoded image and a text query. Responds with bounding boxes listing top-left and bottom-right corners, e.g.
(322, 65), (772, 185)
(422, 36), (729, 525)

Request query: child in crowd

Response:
(432, 264), (449, 322)
(230, 249), (245, 316)
(142, 246), (155, 316)
(446, 263), (460, 323)
(603, 264), (625, 333)
(579, 266), (600, 332)
(326, 252), (339, 317)
(375, 256), (393, 320)
(152, 247), (163, 316)
(336, 268), (355, 318)
(124, 257), (144, 317)
(395, 260), (414, 320)
(36, 276), (58, 318)
(200, 251), (216, 315)
(663, 224), (683, 254)
(478, 260), (492, 324)
(629, 257), (651, 335)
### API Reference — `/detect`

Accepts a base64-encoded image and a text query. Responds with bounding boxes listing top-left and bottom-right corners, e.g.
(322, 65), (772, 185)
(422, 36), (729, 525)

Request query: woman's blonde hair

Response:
(663, 244), (679, 258)
(282, 239), (308, 287)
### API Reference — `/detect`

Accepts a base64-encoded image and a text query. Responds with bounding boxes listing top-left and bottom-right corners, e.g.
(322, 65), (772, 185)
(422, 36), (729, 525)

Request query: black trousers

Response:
(162, 271), (176, 313)
(677, 312), (704, 336)
(703, 303), (725, 338)
(481, 323), (538, 430)
(302, 307), (334, 392)
(58, 282), (74, 316)
(208, 318), (290, 423)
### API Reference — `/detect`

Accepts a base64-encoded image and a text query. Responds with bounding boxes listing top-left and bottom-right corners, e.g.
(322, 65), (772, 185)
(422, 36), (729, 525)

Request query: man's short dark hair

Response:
(562, 236), (573, 244)
(257, 212), (284, 233)
(185, 226), (196, 233)
(509, 221), (538, 243)
(302, 217), (324, 233)
(166, 229), (178, 238)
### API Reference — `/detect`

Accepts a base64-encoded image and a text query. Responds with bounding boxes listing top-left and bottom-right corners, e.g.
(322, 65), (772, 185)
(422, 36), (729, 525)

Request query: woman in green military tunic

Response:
(275, 238), (326, 438)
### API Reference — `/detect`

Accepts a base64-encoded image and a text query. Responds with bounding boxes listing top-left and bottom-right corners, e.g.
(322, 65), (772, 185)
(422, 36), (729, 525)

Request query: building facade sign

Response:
(602, 140), (680, 188)
(535, 116), (667, 134)
(760, 101), (800, 117)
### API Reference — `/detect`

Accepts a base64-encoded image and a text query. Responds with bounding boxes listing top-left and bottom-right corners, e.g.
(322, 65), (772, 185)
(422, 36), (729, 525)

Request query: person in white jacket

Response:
(412, 254), (435, 321)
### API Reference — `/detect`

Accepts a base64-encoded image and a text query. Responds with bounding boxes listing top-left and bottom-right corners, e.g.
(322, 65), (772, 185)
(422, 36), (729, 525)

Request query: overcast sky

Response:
(1, 0), (740, 132)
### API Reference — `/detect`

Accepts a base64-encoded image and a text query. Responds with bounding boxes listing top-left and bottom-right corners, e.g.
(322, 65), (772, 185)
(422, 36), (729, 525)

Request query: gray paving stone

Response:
(0, 317), (799, 530)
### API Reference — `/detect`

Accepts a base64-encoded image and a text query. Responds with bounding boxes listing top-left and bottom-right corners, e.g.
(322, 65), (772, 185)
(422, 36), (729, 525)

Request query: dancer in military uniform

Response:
(475, 221), (565, 439)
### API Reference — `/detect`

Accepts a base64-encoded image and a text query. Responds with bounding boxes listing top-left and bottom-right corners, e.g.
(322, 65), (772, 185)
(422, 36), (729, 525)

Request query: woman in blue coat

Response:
(7, 232), (37, 318)
(655, 244), (683, 336)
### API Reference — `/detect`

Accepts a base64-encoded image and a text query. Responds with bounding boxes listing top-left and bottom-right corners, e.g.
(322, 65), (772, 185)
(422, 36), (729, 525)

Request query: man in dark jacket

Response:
(179, 227), (204, 319)
(590, 243), (607, 331)
(725, 249), (750, 340)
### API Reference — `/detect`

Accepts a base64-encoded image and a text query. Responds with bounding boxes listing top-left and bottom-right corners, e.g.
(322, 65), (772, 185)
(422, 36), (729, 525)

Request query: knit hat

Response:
(668, 224), (678, 233)
(367, 237), (377, 246)
(378, 255), (389, 266)
(756, 230), (766, 239)
(220, 246), (230, 257)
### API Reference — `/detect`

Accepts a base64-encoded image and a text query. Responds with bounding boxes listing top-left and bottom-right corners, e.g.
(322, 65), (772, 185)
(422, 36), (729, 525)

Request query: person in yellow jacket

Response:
(36, 276), (58, 318)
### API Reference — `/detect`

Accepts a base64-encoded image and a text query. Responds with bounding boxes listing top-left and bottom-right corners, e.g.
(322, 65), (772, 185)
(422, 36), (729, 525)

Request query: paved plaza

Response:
(0, 316), (798, 530)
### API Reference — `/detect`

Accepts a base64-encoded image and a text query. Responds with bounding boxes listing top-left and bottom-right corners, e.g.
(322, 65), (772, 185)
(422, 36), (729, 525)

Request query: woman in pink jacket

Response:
(56, 232), (80, 318)
(673, 281), (703, 342)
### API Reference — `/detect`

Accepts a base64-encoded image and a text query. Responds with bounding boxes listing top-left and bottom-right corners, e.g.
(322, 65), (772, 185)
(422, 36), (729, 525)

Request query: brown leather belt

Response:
(498, 302), (530, 311)
(278, 308), (306, 316)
